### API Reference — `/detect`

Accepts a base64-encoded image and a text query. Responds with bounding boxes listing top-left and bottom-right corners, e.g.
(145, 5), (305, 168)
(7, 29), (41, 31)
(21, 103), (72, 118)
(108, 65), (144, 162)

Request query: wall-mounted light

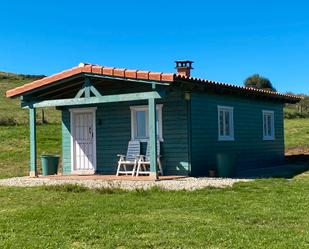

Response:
(184, 92), (191, 101)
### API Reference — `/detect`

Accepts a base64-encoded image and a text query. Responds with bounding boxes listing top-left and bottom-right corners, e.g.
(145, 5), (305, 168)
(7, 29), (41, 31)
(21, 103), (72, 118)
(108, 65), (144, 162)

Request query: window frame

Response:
(217, 105), (235, 141)
(262, 110), (275, 140)
(130, 104), (163, 142)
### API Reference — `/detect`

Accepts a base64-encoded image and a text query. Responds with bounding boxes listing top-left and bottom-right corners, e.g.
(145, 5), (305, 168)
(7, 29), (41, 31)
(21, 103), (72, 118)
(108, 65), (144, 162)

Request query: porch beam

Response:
(74, 78), (103, 99)
(22, 91), (164, 108)
(29, 107), (38, 177)
(90, 86), (102, 97)
(84, 78), (91, 98)
(148, 97), (158, 180)
(75, 88), (85, 98)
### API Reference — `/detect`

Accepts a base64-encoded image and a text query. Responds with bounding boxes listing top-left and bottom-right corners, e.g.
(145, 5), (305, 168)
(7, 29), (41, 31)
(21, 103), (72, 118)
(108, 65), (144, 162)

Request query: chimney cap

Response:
(175, 60), (194, 69)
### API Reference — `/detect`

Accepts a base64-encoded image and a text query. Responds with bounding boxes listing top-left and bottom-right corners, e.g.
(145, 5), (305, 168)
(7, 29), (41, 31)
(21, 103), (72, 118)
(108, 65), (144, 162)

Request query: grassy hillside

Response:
(0, 72), (61, 178)
(0, 72), (60, 124)
(0, 124), (61, 179)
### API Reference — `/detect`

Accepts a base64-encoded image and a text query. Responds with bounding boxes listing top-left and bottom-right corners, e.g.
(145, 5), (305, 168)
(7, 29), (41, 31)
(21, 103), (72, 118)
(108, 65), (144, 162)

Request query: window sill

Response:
(131, 138), (164, 142)
(263, 137), (275, 141)
(218, 137), (235, 141)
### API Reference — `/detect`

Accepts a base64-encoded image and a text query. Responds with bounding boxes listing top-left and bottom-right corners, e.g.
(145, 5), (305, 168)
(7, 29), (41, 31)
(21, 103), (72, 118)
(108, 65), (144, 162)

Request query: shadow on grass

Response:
(237, 154), (309, 179)
(285, 154), (309, 165)
(42, 184), (165, 194)
(42, 184), (190, 195)
(43, 184), (128, 194)
(43, 184), (89, 193)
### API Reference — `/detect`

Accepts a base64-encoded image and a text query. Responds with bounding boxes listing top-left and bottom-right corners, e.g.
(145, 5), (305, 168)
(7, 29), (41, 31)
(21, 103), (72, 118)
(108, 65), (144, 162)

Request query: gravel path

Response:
(0, 177), (251, 191)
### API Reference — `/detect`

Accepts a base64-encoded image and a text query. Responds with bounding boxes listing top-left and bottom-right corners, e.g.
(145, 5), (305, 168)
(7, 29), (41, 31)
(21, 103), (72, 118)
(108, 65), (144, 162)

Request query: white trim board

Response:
(69, 107), (97, 174)
(217, 105), (235, 141)
(130, 104), (163, 142)
(262, 110), (275, 140)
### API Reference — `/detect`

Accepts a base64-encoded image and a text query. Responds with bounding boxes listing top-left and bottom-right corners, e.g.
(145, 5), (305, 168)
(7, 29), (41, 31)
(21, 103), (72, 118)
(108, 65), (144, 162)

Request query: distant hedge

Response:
(284, 111), (309, 119)
(0, 72), (45, 81)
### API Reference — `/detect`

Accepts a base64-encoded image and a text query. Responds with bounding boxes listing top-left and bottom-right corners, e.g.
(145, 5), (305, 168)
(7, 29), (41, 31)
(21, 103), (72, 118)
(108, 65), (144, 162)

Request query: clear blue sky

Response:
(1, 0), (308, 94)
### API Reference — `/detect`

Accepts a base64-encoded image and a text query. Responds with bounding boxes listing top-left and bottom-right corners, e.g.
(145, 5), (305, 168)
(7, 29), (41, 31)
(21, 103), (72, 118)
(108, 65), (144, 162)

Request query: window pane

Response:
(219, 111), (224, 136)
(225, 111), (230, 136)
(136, 111), (146, 138)
(263, 112), (274, 138)
(267, 115), (272, 136)
(263, 114), (267, 136)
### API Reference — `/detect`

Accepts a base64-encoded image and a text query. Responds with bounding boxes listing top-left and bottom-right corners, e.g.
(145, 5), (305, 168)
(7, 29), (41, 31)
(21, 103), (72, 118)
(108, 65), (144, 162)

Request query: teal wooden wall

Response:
(61, 110), (71, 175)
(190, 91), (285, 176)
(61, 90), (190, 175)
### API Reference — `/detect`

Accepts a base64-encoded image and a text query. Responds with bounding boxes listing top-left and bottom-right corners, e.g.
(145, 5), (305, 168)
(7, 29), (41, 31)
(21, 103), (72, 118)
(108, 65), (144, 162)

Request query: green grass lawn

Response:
(0, 178), (308, 248)
(0, 124), (61, 179)
(0, 120), (307, 248)
(284, 118), (309, 149)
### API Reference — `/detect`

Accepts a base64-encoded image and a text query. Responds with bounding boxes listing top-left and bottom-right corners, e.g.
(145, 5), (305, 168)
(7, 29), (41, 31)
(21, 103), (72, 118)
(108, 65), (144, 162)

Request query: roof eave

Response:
(6, 65), (176, 98)
(174, 76), (301, 104)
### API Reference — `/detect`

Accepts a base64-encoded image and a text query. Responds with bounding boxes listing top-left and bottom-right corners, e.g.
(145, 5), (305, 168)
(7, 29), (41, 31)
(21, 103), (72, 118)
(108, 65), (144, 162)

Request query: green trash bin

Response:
(41, 155), (59, 176)
(216, 153), (237, 178)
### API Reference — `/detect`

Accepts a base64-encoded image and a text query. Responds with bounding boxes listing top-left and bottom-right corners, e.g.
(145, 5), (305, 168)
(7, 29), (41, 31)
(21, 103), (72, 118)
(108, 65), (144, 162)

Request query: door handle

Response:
(89, 127), (93, 139)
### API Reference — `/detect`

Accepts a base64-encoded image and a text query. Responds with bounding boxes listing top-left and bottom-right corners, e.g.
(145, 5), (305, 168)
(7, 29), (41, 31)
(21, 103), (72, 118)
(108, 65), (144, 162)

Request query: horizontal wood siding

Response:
(190, 92), (285, 176)
(61, 90), (189, 175)
(161, 92), (189, 175)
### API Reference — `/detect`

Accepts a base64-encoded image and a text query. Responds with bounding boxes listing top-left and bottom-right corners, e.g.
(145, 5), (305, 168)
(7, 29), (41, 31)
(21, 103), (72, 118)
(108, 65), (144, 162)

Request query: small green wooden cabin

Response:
(6, 61), (300, 179)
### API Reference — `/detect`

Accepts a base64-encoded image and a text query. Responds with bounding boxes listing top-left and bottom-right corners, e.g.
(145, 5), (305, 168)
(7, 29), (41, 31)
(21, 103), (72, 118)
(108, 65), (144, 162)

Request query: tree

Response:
(244, 74), (276, 92)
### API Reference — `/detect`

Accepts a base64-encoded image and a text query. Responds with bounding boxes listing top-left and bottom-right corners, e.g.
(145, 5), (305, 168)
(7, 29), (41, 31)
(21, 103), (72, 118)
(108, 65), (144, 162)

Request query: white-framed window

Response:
(263, 110), (275, 140)
(130, 104), (163, 141)
(218, 105), (234, 141)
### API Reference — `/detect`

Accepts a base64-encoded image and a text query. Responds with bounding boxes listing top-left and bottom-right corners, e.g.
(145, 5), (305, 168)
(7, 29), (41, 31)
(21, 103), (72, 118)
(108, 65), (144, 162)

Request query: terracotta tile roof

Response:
(175, 75), (302, 102)
(6, 62), (301, 103)
(6, 63), (175, 98)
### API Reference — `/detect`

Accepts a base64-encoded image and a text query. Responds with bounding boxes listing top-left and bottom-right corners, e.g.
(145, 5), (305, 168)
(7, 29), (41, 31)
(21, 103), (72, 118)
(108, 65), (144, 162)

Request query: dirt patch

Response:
(285, 146), (309, 155)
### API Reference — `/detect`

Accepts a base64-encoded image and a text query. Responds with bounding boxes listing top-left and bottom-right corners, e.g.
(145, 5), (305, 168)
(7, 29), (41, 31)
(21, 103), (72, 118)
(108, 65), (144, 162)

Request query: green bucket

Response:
(216, 153), (237, 178)
(41, 155), (59, 176)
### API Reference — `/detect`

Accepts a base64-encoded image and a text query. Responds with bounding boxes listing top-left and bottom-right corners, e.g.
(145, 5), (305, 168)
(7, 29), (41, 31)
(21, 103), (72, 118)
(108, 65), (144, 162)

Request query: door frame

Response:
(69, 107), (97, 174)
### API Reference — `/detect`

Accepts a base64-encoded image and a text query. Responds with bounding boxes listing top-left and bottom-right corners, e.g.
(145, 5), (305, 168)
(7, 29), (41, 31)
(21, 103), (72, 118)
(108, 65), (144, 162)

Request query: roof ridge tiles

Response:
(175, 74), (300, 100)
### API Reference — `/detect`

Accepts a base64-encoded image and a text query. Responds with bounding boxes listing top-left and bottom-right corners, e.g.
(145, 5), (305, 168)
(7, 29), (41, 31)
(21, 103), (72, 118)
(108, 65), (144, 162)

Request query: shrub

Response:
(0, 117), (18, 126)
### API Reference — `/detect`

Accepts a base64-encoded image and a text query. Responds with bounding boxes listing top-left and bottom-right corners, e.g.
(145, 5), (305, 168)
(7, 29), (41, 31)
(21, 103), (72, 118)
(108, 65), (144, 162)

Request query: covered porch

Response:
(27, 82), (164, 179)
(14, 64), (188, 180)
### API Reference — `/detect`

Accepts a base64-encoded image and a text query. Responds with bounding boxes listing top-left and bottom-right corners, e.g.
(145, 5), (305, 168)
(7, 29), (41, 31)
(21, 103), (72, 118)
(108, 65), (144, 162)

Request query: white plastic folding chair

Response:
(116, 141), (140, 176)
(136, 141), (163, 176)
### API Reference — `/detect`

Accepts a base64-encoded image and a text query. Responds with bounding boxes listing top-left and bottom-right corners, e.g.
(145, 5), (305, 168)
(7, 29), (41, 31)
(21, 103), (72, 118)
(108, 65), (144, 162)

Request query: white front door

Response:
(71, 108), (96, 174)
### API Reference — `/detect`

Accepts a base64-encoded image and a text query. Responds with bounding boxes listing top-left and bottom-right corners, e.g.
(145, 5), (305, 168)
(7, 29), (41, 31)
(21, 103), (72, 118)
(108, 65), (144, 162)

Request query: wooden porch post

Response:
(29, 107), (38, 177)
(148, 97), (158, 180)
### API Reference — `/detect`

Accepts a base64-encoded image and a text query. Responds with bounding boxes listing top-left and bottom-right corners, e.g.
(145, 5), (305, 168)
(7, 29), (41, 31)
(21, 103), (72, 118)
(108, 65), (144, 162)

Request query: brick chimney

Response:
(175, 60), (193, 77)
